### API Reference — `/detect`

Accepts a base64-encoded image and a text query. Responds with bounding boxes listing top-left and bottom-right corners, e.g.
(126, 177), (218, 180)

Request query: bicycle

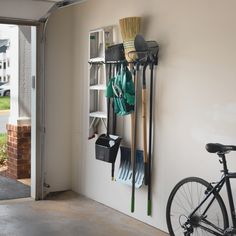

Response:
(166, 143), (236, 235)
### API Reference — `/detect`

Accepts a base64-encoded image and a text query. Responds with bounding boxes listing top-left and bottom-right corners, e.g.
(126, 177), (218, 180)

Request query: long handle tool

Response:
(107, 64), (116, 181)
(147, 61), (154, 216)
(142, 62), (149, 185)
(131, 63), (140, 213)
(134, 35), (149, 186)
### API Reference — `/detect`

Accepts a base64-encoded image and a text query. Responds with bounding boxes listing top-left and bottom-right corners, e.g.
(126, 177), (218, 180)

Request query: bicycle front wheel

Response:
(166, 177), (228, 236)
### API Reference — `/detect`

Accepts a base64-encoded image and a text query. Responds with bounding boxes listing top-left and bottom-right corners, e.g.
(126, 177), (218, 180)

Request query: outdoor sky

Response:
(0, 24), (17, 39)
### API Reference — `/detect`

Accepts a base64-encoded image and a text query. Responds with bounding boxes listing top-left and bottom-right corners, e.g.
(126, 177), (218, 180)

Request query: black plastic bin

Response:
(105, 43), (125, 62)
(95, 134), (122, 163)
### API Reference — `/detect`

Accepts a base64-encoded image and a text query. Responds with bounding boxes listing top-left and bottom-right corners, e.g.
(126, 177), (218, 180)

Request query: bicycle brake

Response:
(204, 186), (212, 194)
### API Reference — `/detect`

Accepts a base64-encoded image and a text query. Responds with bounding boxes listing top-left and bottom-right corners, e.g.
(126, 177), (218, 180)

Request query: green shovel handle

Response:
(131, 195), (135, 213)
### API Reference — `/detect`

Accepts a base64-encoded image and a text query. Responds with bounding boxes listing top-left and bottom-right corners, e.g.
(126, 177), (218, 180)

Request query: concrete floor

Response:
(0, 191), (168, 236)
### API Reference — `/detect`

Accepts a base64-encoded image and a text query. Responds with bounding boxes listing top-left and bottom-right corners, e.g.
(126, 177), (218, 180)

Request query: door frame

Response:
(0, 17), (44, 200)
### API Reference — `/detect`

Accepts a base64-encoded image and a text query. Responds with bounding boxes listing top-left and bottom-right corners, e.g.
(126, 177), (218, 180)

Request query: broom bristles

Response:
(119, 17), (141, 62)
(119, 17), (141, 41)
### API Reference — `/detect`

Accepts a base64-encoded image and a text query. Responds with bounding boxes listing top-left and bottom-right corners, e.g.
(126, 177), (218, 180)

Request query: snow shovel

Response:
(115, 67), (145, 189)
(116, 146), (144, 188)
(134, 35), (149, 186)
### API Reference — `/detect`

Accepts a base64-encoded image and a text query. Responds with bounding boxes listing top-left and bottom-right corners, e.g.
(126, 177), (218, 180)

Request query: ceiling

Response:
(0, 0), (71, 21)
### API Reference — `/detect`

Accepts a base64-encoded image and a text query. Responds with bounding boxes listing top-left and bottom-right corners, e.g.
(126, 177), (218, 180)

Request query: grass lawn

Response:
(0, 97), (10, 110)
(0, 133), (7, 145)
(0, 133), (7, 165)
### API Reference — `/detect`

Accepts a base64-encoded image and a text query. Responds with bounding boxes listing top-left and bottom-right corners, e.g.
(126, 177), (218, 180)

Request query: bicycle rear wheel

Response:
(166, 177), (228, 236)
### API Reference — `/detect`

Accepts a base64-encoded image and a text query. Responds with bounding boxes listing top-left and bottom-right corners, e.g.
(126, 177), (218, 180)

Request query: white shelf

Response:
(88, 26), (113, 138)
(89, 84), (106, 90)
(89, 57), (105, 63)
(89, 111), (107, 118)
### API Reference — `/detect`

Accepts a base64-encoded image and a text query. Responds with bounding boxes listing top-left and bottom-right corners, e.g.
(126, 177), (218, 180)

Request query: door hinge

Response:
(43, 182), (50, 188)
(32, 76), (36, 89)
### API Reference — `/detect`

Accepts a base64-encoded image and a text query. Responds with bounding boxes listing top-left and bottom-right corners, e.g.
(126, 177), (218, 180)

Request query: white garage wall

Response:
(42, 0), (236, 232)
(69, 0), (236, 232)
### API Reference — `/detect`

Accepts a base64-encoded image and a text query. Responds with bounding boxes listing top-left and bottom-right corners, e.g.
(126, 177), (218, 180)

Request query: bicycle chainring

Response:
(224, 227), (236, 235)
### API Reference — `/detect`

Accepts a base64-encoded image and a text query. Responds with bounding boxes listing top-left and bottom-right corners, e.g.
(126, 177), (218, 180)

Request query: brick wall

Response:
(6, 124), (31, 179)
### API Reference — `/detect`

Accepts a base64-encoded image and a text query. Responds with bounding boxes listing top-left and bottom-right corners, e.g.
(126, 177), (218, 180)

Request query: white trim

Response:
(40, 20), (47, 200)
(31, 26), (37, 199)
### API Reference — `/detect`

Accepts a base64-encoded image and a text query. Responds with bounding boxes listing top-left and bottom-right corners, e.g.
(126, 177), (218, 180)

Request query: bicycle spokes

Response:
(166, 177), (228, 236)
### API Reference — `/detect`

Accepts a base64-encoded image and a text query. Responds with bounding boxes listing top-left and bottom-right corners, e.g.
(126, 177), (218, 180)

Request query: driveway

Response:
(0, 110), (9, 133)
(0, 175), (30, 200)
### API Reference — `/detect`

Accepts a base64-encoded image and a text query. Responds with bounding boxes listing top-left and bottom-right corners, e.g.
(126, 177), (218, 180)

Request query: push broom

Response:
(119, 16), (141, 213)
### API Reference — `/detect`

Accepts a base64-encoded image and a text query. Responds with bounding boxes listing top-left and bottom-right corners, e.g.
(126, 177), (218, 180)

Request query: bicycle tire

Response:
(166, 177), (229, 236)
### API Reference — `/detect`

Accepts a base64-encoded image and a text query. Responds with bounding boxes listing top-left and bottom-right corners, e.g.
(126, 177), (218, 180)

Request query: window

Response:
(7, 59), (10, 67)
(0, 77), (1, 82)
(0, 62), (2, 69)
(3, 62), (6, 69)
(7, 75), (10, 82)
(3, 76), (6, 82)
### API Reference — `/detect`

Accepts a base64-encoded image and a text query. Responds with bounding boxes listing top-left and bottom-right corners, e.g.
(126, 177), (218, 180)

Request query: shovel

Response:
(134, 35), (149, 185)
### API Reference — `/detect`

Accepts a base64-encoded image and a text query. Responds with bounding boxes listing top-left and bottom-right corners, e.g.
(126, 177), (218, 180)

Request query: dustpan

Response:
(95, 62), (122, 180)
(116, 146), (144, 188)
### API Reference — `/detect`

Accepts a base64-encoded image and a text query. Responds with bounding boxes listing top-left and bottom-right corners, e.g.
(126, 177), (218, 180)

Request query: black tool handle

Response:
(107, 63), (112, 136)
(142, 62), (148, 186)
(111, 162), (115, 181)
(131, 63), (140, 213)
(107, 63), (115, 181)
(147, 62), (154, 216)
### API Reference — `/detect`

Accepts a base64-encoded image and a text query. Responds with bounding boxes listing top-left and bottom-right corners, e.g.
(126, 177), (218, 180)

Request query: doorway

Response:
(0, 23), (37, 200)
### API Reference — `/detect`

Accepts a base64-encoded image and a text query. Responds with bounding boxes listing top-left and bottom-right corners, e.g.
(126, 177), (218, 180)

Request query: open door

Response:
(0, 0), (85, 200)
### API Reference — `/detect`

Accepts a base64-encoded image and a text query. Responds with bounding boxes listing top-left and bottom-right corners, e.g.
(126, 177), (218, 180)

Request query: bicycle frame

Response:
(187, 153), (236, 235)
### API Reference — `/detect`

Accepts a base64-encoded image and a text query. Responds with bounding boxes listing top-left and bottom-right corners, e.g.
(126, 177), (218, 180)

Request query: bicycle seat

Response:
(206, 143), (236, 154)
